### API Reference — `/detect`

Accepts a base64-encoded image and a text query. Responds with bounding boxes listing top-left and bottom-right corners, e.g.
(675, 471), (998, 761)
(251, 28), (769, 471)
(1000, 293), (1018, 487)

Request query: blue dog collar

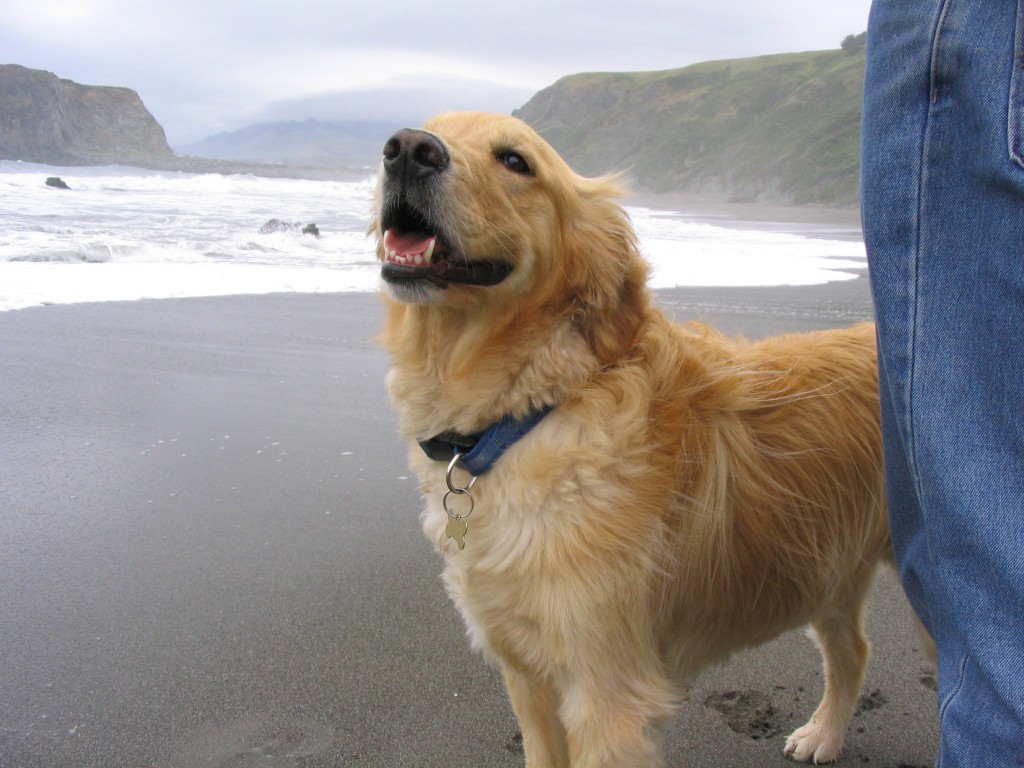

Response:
(418, 405), (554, 476)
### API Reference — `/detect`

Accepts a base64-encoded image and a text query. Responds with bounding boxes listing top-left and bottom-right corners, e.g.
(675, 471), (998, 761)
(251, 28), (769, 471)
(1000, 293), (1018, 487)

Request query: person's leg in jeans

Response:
(862, 1), (1024, 765)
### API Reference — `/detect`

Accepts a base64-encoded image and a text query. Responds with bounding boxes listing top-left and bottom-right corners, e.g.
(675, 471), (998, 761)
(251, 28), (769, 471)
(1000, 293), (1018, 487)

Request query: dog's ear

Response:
(560, 175), (650, 365)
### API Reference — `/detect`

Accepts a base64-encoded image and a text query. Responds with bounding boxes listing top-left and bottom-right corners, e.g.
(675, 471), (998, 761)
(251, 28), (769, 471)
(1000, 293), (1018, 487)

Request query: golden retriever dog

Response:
(373, 111), (891, 766)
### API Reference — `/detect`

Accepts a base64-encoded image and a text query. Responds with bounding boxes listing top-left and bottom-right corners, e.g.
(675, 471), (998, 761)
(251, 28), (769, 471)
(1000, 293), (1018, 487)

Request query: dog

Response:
(373, 111), (892, 766)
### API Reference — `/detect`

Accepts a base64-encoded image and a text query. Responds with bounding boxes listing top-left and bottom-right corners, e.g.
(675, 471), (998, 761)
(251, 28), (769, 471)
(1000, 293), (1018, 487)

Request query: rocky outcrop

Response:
(259, 219), (321, 237)
(0, 64), (174, 166)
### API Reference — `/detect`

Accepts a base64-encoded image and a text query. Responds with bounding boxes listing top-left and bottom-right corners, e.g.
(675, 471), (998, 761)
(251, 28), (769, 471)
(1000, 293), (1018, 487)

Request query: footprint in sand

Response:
(703, 689), (785, 740)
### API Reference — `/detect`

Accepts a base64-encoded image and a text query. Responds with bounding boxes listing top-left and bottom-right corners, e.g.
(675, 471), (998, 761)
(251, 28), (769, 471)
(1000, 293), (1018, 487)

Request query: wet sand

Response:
(625, 192), (864, 242)
(0, 284), (938, 767)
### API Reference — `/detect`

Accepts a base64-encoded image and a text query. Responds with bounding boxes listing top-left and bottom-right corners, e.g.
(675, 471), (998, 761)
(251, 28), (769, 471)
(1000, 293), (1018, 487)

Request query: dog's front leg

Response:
(559, 677), (673, 768)
(503, 667), (571, 767)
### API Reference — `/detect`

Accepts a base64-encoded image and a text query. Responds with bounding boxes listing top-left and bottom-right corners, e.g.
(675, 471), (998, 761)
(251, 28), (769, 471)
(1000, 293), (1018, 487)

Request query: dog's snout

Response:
(383, 129), (449, 182)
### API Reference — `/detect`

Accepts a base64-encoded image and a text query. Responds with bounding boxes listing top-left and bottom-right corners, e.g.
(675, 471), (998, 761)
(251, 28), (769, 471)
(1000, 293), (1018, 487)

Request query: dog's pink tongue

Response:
(385, 229), (433, 256)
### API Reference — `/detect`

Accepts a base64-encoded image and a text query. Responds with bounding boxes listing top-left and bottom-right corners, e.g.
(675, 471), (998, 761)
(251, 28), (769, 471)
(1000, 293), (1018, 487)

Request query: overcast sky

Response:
(4, 0), (872, 146)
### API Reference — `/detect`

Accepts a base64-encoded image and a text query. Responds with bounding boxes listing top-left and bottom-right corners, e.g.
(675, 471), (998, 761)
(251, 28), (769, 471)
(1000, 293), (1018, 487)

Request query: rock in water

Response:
(259, 219), (322, 237)
(258, 219), (298, 234)
(45, 176), (70, 190)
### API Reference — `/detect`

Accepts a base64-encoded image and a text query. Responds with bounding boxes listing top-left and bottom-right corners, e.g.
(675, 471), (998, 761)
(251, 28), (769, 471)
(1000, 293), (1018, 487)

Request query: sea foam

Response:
(0, 161), (865, 312)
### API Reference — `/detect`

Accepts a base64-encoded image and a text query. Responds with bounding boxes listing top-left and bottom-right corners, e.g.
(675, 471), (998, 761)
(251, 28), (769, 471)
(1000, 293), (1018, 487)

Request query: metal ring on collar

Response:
(445, 452), (478, 495)
(443, 488), (475, 520)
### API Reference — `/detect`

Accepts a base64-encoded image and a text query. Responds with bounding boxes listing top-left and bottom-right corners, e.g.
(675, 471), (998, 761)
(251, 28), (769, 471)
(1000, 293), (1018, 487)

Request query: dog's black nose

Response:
(383, 129), (449, 182)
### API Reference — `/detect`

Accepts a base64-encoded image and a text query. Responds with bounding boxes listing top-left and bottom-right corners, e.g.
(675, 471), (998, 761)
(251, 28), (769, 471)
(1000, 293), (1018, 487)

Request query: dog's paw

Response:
(783, 721), (843, 764)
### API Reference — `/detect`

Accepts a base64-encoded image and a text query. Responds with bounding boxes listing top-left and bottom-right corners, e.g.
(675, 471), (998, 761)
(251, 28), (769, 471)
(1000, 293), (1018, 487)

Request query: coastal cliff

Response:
(0, 64), (174, 166)
(514, 49), (865, 206)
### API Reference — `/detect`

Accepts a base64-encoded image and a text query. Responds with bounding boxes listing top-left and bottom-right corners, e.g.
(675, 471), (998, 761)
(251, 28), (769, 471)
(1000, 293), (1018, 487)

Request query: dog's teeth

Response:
(385, 244), (435, 267)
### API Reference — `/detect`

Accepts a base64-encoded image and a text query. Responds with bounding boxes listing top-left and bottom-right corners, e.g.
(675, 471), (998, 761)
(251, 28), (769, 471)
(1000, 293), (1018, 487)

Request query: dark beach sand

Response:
(0, 283), (938, 768)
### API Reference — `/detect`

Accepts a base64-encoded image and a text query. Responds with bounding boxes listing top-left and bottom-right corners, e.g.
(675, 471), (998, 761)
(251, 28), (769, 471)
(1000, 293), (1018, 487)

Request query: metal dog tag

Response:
(445, 516), (469, 550)
(442, 453), (476, 551)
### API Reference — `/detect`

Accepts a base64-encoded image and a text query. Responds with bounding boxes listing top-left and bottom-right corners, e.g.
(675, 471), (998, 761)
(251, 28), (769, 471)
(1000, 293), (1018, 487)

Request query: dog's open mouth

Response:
(380, 202), (512, 288)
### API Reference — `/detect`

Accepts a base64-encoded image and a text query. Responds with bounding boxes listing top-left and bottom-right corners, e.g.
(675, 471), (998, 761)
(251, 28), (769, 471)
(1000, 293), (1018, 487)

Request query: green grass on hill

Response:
(514, 49), (865, 206)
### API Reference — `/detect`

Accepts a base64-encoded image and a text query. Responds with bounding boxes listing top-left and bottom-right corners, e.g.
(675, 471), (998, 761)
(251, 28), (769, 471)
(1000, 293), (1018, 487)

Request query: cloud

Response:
(253, 75), (534, 125)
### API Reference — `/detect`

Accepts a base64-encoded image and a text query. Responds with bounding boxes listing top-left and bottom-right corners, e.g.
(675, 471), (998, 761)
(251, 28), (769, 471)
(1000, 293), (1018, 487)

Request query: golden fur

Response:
(374, 112), (892, 766)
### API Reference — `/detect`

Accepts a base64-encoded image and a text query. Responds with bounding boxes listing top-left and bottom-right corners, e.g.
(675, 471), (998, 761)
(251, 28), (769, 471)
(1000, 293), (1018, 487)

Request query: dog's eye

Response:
(497, 151), (533, 176)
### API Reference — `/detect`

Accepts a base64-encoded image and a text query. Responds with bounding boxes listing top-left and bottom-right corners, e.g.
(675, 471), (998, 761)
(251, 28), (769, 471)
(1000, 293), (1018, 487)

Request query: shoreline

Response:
(625, 191), (863, 241)
(0, 172), (866, 313)
(2, 160), (866, 316)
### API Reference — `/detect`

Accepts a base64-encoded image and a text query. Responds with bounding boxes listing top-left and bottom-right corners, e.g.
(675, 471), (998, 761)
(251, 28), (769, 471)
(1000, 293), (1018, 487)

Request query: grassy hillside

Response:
(513, 49), (865, 206)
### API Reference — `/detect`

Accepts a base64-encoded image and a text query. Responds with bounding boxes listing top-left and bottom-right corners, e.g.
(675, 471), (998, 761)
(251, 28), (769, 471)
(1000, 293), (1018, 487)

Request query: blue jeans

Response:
(862, 1), (1024, 765)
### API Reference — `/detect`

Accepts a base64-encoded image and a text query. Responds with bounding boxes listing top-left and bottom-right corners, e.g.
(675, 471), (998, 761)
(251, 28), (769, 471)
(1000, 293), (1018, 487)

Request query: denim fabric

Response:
(863, 1), (1024, 765)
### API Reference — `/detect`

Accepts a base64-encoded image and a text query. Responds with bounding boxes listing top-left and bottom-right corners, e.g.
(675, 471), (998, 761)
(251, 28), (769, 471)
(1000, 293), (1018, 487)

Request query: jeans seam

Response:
(909, 0), (954, 482)
(1010, 0), (1024, 167)
(928, 0), (954, 104)
(937, 651), (969, 725)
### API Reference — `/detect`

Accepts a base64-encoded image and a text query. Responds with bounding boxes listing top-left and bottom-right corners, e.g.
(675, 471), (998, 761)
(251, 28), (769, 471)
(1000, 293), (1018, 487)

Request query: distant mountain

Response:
(249, 76), (534, 135)
(0, 64), (174, 166)
(514, 48), (865, 206)
(177, 119), (393, 171)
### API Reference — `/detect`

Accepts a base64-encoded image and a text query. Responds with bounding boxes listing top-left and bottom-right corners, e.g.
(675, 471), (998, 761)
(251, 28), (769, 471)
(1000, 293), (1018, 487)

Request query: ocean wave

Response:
(0, 161), (865, 311)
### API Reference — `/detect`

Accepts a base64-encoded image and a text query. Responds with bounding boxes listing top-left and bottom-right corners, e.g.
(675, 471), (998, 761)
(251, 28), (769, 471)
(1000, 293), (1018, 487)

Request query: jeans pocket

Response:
(1010, 0), (1024, 167)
